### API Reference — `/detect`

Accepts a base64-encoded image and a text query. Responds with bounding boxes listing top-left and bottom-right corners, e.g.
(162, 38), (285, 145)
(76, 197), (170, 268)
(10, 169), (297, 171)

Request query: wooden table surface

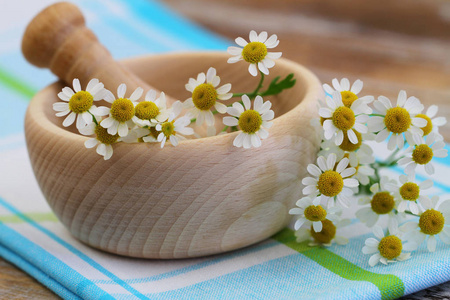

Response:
(2, 0), (450, 298)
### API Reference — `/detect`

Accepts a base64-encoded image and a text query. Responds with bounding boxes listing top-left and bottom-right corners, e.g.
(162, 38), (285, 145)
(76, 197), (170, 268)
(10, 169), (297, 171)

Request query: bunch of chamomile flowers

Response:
(52, 30), (295, 160)
(289, 78), (449, 267)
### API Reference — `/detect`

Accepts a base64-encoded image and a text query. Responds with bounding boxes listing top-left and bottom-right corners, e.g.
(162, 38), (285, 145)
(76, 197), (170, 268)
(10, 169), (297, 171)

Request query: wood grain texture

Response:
(25, 52), (322, 259)
(0, 259), (59, 299)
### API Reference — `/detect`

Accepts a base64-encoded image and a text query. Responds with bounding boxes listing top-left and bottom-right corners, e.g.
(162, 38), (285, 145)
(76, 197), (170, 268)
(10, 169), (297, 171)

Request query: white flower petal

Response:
(117, 83), (126, 98)
(85, 138), (98, 149)
(248, 63), (258, 76)
(427, 235), (437, 252)
(72, 78), (81, 93)
(369, 253), (381, 267)
(62, 112), (76, 127)
(373, 226), (384, 240)
(223, 116), (239, 127)
(118, 122), (129, 137)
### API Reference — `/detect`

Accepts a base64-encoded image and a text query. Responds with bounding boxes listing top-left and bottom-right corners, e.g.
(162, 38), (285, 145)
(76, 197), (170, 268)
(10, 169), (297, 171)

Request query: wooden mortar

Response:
(23, 3), (323, 258)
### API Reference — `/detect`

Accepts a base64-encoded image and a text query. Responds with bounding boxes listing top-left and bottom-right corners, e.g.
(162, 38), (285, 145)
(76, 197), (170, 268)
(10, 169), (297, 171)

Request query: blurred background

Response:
(163, 0), (450, 140)
(1, 0), (450, 297)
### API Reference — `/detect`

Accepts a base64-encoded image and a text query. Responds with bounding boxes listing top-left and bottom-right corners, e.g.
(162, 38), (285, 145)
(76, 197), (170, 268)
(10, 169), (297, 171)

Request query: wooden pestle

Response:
(22, 2), (170, 101)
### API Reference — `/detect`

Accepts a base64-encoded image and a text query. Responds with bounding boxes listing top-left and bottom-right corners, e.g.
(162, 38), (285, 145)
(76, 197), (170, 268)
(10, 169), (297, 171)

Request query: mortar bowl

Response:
(25, 52), (322, 259)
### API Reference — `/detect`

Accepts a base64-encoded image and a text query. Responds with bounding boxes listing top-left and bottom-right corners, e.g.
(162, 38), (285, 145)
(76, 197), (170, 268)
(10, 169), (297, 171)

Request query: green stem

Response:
(253, 71), (265, 95)
(89, 111), (98, 126)
(231, 71), (265, 100)
(221, 126), (229, 133)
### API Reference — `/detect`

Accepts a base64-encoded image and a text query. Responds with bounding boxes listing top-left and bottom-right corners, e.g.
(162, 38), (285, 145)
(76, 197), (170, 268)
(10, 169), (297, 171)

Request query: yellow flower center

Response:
(304, 205), (327, 222)
(242, 41), (268, 64)
(339, 130), (362, 152)
(371, 191), (395, 215)
(68, 91), (94, 114)
(340, 91), (358, 108)
(399, 182), (420, 201)
(378, 235), (402, 259)
(384, 107), (411, 134)
(320, 117), (328, 125)
(95, 125), (119, 145)
(332, 107), (355, 131)
(161, 121), (175, 138)
(416, 114), (432, 136)
(412, 144), (433, 165)
(192, 83), (217, 110)
(110, 98), (135, 122)
(419, 209), (445, 235)
(135, 101), (159, 120)
(239, 110), (262, 134)
(310, 219), (336, 244)
(317, 170), (344, 197)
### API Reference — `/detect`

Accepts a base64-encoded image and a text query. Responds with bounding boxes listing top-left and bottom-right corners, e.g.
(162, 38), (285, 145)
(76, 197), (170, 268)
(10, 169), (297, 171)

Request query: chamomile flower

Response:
(319, 139), (375, 186)
(319, 91), (369, 146)
(184, 67), (232, 127)
(385, 174), (432, 215)
(295, 218), (350, 247)
(133, 90), (171, 127)
(398, 132), (447, 176)
(79, 121), (120, 160)
(416, 105), (447, 137)
(401, 196), (450, 252)
(156, 101), (194, 148)
(362, 225), (411, 267)
(53, 78), (109, 129)
(302, 153), (358, 207)
(289, 196), (342, 232)
(368, 90), (426, 150)
(322, 78), (373, 113)
(223, 95), (274, 149)
(101, 83), (143, 137)
(356, 177), (403, 232)
(227, 30), (282, 76)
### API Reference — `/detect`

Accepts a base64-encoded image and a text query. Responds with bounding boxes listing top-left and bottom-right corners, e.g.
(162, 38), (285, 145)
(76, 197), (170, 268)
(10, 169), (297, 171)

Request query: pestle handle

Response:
(21, 2), (165, 98)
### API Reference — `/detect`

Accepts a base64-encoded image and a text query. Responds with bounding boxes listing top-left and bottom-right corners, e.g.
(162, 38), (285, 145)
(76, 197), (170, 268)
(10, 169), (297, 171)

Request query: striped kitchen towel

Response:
(1, 0), (450, 299)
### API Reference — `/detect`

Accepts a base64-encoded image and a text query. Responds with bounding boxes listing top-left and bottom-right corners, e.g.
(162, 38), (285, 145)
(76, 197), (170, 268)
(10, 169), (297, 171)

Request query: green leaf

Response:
(260, 73), (296, 97)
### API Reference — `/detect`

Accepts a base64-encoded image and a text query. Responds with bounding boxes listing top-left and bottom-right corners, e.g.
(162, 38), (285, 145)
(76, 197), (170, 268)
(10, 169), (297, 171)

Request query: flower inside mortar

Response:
(184, 67), (232, 127)
(227, 30), (282, 76)
(53, 78), (109, 129)
(133, 90), (171, 126)
(101, 83), (143, 137)
(223, 95), (274, 149)
(155, 101), (194, 148)
(79, 120), (120, 160)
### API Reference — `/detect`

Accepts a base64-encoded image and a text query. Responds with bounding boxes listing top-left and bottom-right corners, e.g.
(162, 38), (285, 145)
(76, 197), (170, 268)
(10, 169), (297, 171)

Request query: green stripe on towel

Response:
(0, 66), (37, 99)
(273, 228), (405, 300)
(0, 212), (58, 224)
